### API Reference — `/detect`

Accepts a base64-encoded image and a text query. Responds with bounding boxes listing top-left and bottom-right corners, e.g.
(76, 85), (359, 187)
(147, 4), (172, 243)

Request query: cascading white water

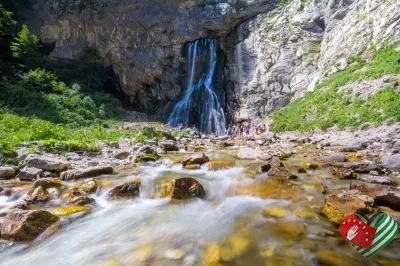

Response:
(168, 39), (226, 136)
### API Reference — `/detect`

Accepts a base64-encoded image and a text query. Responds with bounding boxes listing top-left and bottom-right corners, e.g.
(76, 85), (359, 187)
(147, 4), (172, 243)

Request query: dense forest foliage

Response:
(0, 1), (131, 155)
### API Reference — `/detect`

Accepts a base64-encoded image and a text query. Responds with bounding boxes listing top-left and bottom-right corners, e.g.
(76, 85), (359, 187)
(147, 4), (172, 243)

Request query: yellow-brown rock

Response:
(315, 250), (363, 266)
(204, 160), (235, 171)
(261, 207), (287, 218)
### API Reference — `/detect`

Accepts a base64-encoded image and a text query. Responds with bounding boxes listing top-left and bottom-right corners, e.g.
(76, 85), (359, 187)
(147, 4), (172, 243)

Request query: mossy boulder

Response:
(133, 146), (159, 163)
(184, 164), (201, 170)
(322, 189), (376, 223)
(0, 167), (16, 179)
(25, 186), (50, 203)
(79, 178), (99, 194)
(182, 153), (209, 166)
(108, 180), (140, 199)
(164, 177), (206, 200)
(61, 188), (95, 205)
(204, 160), (235, 171)
(294, 209), (321, 221)
(267, 167), (298, 180)
(51, 206), (92, 216)
(32, 178), (63, 190)
(0, 209), (59, 241)
(331, 168), (358, 179)
(261, 207), (287, 218)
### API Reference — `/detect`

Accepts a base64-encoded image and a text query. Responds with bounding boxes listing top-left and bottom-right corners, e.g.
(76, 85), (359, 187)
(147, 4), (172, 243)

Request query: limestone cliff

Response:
(23, 0), (400, 123)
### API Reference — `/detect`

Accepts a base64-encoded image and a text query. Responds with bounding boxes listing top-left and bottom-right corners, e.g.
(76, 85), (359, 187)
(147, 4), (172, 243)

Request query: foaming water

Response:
(0, 161), (281, 266)
(168, 39), (226, 135)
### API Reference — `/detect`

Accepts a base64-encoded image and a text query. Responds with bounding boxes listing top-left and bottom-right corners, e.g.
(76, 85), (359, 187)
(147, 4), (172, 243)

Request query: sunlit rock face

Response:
(24, 0), (400, 123)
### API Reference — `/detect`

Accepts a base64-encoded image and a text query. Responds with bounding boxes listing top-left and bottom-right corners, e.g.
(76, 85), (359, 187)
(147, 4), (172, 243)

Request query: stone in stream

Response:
(323, 145), (363, 152)
(50, 206), (92, 217)
(108, 181), (141, 199)
(32, 178), (63, 190)
(61, 188), (96, 205)
(182, 153), (209, 166)
(261, 207), (287, 218)
(133, 145), (160, 163)
(184, 164), (201, 170)
(317, 153), (347, 163)
(339, 161), (379, 173)
(359, 175), (395, 185)
(79, 178), (99, 194)
(16, 167), (43, 181)
(163, 177), (206, 200)
(322, 189), (375, 223)
(25, 186), (51, 203)
(158, 140), (178, 151)
(60, 166), (113, 180)
(330, 168), (358, 179)
(267, 156), (284, 167)
(25, 154), (69, 171)
(0, 209), (59, 241)
(265, 221), (306, 241)
(237, 146), (271, 160)
(267, 167), (298, 180)
(204, 160), (235, 171)
(0, 167), (15, 179)
(351, 183), (400, 211)
(382, 154), (400, 171)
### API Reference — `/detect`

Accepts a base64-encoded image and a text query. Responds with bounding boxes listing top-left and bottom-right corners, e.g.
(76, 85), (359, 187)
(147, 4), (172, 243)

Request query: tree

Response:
(0, 4), (15, 37)
(10, 24), (40, 69)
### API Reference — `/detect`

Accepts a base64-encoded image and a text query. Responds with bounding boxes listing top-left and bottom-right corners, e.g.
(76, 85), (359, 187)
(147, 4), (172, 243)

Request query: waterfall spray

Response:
(168, 39), (226, 136)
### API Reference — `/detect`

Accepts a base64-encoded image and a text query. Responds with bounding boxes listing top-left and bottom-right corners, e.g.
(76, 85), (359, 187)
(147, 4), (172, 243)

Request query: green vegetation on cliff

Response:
(270, 44), (400, 132)
(0, 3), (132, 155)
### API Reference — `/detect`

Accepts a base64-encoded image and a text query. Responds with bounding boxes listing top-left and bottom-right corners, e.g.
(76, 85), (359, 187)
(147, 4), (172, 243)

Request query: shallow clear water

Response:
(0, 150), (399, 266)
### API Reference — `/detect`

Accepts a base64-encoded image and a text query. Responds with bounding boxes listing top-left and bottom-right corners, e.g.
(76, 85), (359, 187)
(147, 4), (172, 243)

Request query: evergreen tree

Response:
(0, 4), (15, 37)
(75, 47), (108, 90)
(10, 24), (40, 69)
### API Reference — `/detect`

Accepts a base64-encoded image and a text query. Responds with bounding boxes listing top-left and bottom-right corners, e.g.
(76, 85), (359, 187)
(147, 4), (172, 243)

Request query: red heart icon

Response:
(339, 213), (377, 248)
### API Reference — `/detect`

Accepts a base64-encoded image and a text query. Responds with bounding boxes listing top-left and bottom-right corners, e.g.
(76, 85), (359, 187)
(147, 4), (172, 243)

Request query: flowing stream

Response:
(169, 39), (226, 136)
(0, 147), (399, 265)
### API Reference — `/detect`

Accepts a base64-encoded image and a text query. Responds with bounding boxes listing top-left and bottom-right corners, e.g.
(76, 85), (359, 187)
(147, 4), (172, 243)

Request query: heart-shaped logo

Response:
(340, 212), (399, 258)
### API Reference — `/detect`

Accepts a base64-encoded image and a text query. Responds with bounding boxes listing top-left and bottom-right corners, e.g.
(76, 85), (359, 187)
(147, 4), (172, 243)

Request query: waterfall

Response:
(168, 39), (226, 136)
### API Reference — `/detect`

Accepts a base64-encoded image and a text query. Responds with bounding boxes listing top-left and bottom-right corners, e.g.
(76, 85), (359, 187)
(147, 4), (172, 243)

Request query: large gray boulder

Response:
(0, 209), (59, 241)
(25, 154), (69, 171)
(16, 167), (43, 181)
(60, 166), (113, 180)
(0, 167), (15, 179)
(382, 154), (400, 171)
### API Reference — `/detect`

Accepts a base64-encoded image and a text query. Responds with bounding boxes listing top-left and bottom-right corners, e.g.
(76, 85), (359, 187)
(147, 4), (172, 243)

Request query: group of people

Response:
(225, 123), (270, 136)
(164, 122), (196, 132)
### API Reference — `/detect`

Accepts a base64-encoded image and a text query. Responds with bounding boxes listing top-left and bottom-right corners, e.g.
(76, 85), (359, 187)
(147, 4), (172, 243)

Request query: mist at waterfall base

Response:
(168, 39), (226, 136)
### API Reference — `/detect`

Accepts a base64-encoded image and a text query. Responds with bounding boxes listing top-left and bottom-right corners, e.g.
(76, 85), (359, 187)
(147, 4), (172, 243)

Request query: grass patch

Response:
(269, 85), (400, 132)
(318, 43), (400, 89)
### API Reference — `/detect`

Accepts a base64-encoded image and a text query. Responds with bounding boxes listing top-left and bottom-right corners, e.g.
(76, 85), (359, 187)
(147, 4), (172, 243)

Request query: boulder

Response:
(0, 167), (15, 179)
(261, 207), (287, 218)
(0, 209), (59, 241)
(317, 153), (347, 163)
(351, 184), (400, 211)
(108, 181), (140, 199)
(61, 188), (94, 205)
(324, 145), (363, 152)
(267, 156), (284, 167)
(158, 140), (178, 151)
(25, 154), (69, 171)
(60, 166), (113, 180)
(32, 178), (63, 190)
(164, 177), (206, 200)
(16, 167), (43, 181)
(340, 161), (379, 173)
(79, 179), (99, 194)
(255, 132), (276, 141)
(133, 145), (159, 163)
(182, 153), (209, 166)
(382, 154), (400, 171)
(25, 186), (50, 203)
(330, 168), (358, 179)
(65, 152), (80, 161)
(204, 160), (235, 171)
(237, 146), (271, 160)
(184, 164), (201, 170)
(265, 221), (306, 240)
(322, 190), (375, 223)
(268, 167), (298, 180)
(114, 151), (130, 160)
(359, 176), (396, 186)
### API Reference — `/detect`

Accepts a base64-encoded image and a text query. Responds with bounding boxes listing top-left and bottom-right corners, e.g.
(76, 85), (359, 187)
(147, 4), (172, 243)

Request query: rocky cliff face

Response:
(24, 0), (400, 123)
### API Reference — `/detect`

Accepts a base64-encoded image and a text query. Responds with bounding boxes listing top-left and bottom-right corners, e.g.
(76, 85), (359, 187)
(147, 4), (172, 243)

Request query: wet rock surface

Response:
(60, 166), (113, 180)
(108, 181), (140, 199)
(25, 154), (69, 171)
(165, 177), (206, 200)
